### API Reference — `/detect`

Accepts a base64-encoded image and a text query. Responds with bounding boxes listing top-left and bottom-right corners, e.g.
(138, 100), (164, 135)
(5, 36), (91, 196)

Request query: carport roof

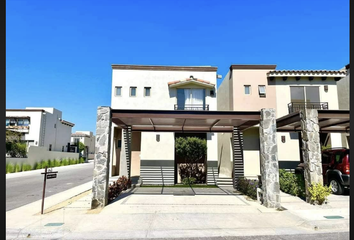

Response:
(277, 110), (350, 133)
(111, 109), (261, 133)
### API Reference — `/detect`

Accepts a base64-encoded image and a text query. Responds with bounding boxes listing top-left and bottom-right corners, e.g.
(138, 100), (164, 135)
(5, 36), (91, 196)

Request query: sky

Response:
(6, 0), (349, 134)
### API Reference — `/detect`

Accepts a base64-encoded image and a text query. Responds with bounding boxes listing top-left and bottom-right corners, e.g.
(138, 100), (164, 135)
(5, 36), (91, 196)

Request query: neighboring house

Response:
(109, 65), (218, 184)
(6, 107), (75, 152)
(218, 65), (347, 178)
(336, 63), (350, 148)
(71, 131), (96, 158)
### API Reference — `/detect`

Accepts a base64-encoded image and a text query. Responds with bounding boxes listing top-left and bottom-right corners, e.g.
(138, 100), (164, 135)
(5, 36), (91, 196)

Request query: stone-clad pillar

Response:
(299, 109), (323, 203)
(259, 108), (281, 208)
(91, 106), (112, 209)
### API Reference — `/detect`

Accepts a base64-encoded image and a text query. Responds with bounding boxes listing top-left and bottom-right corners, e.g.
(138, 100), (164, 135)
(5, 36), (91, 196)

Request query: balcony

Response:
(288, 102), (329, 113)
(174, 104), (209, 111)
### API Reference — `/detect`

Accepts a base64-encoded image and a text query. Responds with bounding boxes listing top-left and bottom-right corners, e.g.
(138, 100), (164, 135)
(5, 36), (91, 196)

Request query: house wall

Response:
(243, 127), (261, 179)
(232, 69), (277, 111)
(6, 110), (43, 145)
(274, 77), (342, 167)
(337, 68), (350, 148)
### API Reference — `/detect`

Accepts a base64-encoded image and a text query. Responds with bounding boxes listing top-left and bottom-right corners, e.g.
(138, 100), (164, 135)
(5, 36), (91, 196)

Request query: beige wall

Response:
(131, 132), (141, 177)
(243, 127), (261, 178)
(232, 69), (277, 111)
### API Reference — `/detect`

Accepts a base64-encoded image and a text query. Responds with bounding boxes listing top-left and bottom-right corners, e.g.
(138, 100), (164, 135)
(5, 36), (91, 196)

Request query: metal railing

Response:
(174, 104), (209, 111)
(288, 102), (329, 113)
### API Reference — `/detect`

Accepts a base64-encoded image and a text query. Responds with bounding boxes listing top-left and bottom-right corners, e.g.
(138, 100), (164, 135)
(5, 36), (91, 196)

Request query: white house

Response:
(109, 65), (218, 184)
(6, 107), (75, 152)
(71, 131), (96, 158)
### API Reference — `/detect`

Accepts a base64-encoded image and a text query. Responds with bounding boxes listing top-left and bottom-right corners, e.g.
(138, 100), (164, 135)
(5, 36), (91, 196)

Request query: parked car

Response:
(295, 147), (350, 195)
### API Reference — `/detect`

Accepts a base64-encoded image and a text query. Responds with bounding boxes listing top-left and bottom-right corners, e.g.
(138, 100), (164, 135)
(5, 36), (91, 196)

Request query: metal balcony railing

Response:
(174, 104), (209, 111)
(288, 102), (329, 113)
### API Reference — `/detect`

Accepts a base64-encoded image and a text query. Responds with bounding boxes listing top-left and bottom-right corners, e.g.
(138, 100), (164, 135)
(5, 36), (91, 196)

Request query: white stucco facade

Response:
(71, 131), (96, 155)
(110, 65), (218, 184)
(6, 107), (75, 152)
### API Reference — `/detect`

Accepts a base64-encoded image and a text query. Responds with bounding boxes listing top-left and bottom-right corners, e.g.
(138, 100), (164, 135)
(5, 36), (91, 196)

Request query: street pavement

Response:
(6, 161), (94, 211)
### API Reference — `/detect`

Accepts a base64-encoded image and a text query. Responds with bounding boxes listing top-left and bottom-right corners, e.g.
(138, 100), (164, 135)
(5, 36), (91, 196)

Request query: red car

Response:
(295, 147), (350, 195)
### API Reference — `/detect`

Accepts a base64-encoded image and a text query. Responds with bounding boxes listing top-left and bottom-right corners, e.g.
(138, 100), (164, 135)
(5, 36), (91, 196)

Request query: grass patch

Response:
(140, 184), (218, 188)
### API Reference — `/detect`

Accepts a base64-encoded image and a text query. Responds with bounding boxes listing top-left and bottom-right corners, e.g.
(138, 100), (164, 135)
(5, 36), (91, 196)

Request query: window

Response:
(62, 146), (64, 152)
(23, 119), (30, 126)
(117, 140), (122, 148)
(144, 87), (151, 97)
(258, 85), (266, 97)
(54, 124), (56, 128)
(17, 119), (24, 126)
(10, 119), (16, 126)
(49, 144), (52, 151)
(244, 85), (251, 94)
(115, 86), (122, 96)
(6, 119), (10, 126)
(130, 87), (137, 97)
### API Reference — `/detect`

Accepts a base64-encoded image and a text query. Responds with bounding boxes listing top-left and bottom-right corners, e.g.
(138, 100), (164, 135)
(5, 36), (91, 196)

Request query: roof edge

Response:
(111, 64), (218, 72)
(230, 65), (277, 70)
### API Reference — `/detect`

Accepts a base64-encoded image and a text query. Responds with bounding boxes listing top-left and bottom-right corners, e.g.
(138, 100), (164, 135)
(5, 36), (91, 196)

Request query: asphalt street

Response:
(6, 162), (94, 211)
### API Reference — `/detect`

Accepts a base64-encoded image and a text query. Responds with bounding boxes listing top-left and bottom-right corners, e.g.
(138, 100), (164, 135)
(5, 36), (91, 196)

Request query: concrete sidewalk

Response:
(6, 185), (349, 239)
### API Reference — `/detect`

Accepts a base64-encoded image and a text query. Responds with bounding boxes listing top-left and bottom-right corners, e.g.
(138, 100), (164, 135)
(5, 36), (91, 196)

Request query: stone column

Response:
(259, 108), (280, 208)
(299, 109), (323, 203)
(91, 106), (112, 209)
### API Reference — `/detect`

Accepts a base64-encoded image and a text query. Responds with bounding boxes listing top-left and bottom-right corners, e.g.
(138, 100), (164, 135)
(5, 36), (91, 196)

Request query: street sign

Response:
(46, 173), (57, 179)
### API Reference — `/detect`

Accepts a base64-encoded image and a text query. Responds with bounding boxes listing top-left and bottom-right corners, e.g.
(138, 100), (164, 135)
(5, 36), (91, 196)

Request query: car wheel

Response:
(329, 179), (344, 195)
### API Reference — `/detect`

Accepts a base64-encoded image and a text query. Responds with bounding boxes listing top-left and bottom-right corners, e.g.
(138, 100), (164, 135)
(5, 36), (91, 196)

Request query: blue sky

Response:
(6, 0), (349, 134)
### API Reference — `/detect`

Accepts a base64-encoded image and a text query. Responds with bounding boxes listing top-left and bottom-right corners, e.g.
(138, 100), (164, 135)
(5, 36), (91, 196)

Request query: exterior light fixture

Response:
(210, 90), (215, 97)
(156, 134), (160, 142)
(324, 85), (328, 92)
(281, 136), (286, 143)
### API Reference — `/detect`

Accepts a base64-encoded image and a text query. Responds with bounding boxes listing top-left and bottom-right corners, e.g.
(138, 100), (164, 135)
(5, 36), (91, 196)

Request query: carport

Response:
(276, 109), (350, 202)
(91, 107), (282, 209)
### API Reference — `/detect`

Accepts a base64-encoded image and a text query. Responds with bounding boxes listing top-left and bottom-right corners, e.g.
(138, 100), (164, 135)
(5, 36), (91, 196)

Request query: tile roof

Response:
(60, 119), (75, 127)
(267, 70), (346, 75)
(71, 133), (90, 137)
(168, 78), (215, 86)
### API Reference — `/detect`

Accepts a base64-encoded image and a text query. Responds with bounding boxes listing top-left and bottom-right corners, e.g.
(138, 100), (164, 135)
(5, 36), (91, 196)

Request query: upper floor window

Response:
(258, 85), (266, 97)
(244, 85), (251, 95)
(6, 119), (10, 126)
(130, 87), (137, 97)
(49, 144), (52, 151)
(115, 87), (122, 96)
(144, 87), (151, 97)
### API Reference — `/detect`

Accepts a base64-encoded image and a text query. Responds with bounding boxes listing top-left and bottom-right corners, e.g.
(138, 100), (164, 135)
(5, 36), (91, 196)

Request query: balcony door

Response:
(290, 86), (320, 112)
(177, 88), (205, 110)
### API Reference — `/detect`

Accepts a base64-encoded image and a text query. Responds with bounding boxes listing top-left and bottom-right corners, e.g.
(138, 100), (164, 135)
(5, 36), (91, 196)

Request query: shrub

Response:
(33, 162), (42, 170)
(79, 157), (85, 163)
(6, 163), (14, 173)
(62, 159), (68, 166)
(179, 164), (206, 184)
(41, 160), (49, 169)
(308, 182), (332, 205)
(182, 177), (196, 185)
(22, 164), (32, 171)
(14, 163), (22, 172)
(235, 177), (258, 200)
(54, 159), (61, 167)
(117, 176), (129, 190)
(108, 181), (123, 202)
(279, 169), (305, 198)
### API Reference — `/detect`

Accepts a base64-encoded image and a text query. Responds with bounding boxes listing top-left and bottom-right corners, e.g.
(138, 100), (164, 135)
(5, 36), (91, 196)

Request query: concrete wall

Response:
(6, 146), (79, 166)
(337, 68), (350, 110)
(243, 127), (261, 178)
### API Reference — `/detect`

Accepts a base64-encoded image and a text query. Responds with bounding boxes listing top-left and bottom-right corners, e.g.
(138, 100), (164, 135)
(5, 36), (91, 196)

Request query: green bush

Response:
(308, 182), (332, 205)
(14, 163), (22, 172)
(22, 164), (32, 171)
(6, 163), (14, 173)
(6, 142), (27, 157)
(69, 158), (76, 165)
(235, 177), (258, 200)
(79, 157), (85, 163)
(54, 159), (61, 167)
(41, 160), (49, 169)
(33, 162), (42, 169)
(182, 177), (197, 185)
(62, 159), (68, 166)
(279, 169), (305, 198)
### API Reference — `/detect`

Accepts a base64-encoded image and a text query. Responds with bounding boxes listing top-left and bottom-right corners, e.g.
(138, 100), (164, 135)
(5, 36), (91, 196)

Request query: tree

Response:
(6, 130), (27, 157)
(78, 141), (86, 153)
(175, 137), (207, 184)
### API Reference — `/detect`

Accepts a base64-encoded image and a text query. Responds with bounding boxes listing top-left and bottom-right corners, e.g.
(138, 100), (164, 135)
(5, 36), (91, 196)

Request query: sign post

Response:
(41, 167), (58, 214)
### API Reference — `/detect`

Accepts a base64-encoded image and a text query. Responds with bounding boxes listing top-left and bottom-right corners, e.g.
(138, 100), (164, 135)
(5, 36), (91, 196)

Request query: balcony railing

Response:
(174, 104), (209, 111)
(288, 102), (329, 113)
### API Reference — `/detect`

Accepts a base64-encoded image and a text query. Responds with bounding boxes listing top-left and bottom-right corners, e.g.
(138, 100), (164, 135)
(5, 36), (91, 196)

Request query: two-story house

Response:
(6, 107), (75, 152)
(109, 65), (218, 185)
(218, 65), (347, 179)
(71, 131), (96, 158)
